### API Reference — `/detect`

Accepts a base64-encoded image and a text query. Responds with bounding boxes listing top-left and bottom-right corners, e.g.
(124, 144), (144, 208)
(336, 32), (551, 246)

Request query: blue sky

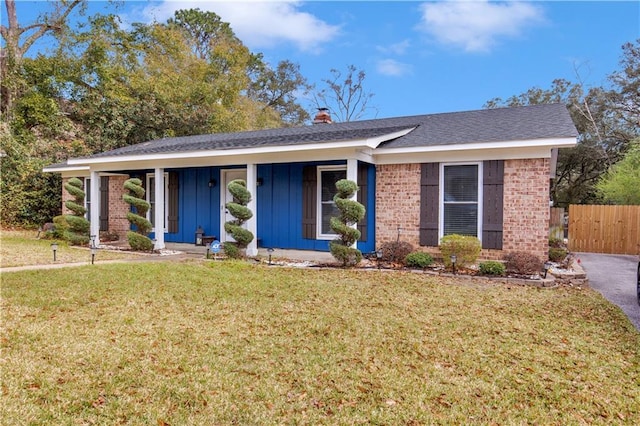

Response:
(5, 1), (640, 119)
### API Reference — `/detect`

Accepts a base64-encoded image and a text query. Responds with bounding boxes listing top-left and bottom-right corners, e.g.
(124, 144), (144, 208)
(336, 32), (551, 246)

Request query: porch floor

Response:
(164, 243), (335, 263)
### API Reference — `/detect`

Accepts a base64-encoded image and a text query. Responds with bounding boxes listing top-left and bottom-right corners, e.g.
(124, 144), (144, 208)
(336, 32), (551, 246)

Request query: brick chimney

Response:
(313, 107), (332, 124)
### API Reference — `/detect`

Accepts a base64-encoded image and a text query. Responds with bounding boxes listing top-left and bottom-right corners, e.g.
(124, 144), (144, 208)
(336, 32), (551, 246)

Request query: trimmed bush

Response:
(123, 178), (153, 251)
(503, 251), (543, 275)
(549, 237), (564, 248)
(548, 247), (569, 262)
(53, 177), (90, 245)
(224, 179), (254, 255)
(380, 241), (414, 264)
(329, 179), (365, 267)
(439, 234), (481, 269)
(405, 252), (433, 269)
(479, 261), (506, 276)
(222, 241), (241, 259)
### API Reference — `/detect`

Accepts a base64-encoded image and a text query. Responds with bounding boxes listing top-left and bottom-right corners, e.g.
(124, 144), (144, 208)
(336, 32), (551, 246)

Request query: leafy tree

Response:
(123, 178), (153, 251)
(596, 139), (640, 204)
(609, 39), (640, 130)
(329, 179), (365, 266)
(1, 0), (85, 121)
(313, 65), (376, 122)
(247, 59), (311, 126)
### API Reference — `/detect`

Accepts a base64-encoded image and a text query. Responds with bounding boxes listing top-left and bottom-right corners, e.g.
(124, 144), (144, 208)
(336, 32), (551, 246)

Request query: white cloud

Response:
(376, 39), (411, 55)
(136, 1), (341, 53)
(376, 59), (412, 77)
(417, 0), (545, 53)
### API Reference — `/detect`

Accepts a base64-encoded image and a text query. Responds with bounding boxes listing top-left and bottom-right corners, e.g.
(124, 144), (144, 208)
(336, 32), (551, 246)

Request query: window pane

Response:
(444, 204), (478, 236)
(321, 170), (346, 202)
(319, 169), (346, 235)
(321, 203), (340, 234)
(444, 165), (478, 202)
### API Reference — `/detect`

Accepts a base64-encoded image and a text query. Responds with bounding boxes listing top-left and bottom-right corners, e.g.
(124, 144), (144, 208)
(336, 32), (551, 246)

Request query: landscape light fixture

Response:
(195, 226), (204, 246)
(376, 249), (383, 269)
(543, 261), (552, 279)
(51, 242), (58, 262)
(90, 245), (97, 265)
(267, 247), (275, 265)
(206, 242), (211, 259)
(450, 254), (457, 275)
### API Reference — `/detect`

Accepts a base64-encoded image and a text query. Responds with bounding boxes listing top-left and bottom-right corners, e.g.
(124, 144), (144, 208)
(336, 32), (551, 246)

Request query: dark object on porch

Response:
(202, 236), (216, 246)
(195, 226), (204, 245)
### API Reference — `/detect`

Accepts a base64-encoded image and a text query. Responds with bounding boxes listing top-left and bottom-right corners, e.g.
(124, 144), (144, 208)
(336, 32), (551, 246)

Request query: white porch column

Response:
(89, 170), (101, 246)
(154, 168), (165, 250)
(346, 158), (358, 248)
(246, 163), (258, 257)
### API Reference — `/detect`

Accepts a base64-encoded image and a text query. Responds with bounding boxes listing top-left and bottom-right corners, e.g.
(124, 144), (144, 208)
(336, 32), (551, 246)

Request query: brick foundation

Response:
(375, 159), (550, 261)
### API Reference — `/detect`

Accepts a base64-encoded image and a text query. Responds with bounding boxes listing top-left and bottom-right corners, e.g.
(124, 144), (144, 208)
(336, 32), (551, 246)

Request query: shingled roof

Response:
(81, 103), (576, 160)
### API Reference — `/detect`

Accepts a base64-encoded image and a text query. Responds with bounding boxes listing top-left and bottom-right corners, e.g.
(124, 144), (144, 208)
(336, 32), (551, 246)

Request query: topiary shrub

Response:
(380, 240), (414, 264)
(222, 241), (241, 259)
(405, 252), (434, 269)
(224, 179), (254, 256)
(479, 260), (506, 276)
(503, 251), (543, 275)
(123, 178), (153, 251)
(439, 234), (481, 269)
(329, 179), (365, 267)
(52, 177), (90, 245)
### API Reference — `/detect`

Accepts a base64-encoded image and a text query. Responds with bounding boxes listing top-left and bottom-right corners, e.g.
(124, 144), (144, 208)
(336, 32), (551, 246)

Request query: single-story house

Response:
(44, 103), (578, 260)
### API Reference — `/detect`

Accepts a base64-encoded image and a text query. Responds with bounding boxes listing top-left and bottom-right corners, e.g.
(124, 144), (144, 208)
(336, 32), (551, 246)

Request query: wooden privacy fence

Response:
(568, 204), (640, 255)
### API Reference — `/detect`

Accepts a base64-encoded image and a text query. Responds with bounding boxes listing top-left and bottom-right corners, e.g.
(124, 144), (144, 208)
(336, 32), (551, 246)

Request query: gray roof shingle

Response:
(87, 103), (578, 159)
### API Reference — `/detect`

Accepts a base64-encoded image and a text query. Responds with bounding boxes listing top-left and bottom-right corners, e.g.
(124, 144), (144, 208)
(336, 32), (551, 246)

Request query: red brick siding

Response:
(502, 158), (550, 260)
(107, 175), (130, 237)
(375, 159), (550, 260)
(375, 164), (422, 246)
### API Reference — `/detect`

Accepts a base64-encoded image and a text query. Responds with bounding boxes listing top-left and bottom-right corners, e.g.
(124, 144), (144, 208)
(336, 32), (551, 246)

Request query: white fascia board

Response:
(43, 165), (89, 173)
(374, 141), (575, 165)
(376, 137), (577, 156)
(67, 128), (415, 167)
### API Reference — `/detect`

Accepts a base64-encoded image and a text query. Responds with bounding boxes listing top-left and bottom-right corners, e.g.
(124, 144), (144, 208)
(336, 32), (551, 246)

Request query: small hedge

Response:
(405, 252), (434, 269)
(479, 261), (506, 276)
(548, 247), (568, 262)
(503, 251), (543, 275)
(439, 234), (481, 269)
(380, 241), (414, 264)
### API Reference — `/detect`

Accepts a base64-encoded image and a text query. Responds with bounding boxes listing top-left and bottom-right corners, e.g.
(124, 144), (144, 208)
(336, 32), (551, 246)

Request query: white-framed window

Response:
(440, 162), (482, 239)
(146, 173), (169, 233)
(84, 177), (91, 222)
(317, 165), (347, 239)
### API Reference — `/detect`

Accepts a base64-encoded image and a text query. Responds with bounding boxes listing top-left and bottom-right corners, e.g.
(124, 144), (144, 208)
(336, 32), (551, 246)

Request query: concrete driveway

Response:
(576, 252), (639, 331)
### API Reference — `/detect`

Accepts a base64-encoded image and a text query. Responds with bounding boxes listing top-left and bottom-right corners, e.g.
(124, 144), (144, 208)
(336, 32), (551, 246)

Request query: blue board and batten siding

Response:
(160, 162), (375, 252)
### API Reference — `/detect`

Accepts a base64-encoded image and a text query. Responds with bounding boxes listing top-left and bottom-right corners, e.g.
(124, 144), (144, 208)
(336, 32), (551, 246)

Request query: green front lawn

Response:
(2, 261), (639, 424)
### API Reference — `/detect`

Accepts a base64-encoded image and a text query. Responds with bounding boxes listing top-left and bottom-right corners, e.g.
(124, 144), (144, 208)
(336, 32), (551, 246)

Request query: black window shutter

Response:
(420, 163), (440, 246)
(302, 166), (317, 239)
(99, 176), (109, 231)
(168, 172), (179, 233)
(357, 163), (368, 242)
(482, 160), (504, 249)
